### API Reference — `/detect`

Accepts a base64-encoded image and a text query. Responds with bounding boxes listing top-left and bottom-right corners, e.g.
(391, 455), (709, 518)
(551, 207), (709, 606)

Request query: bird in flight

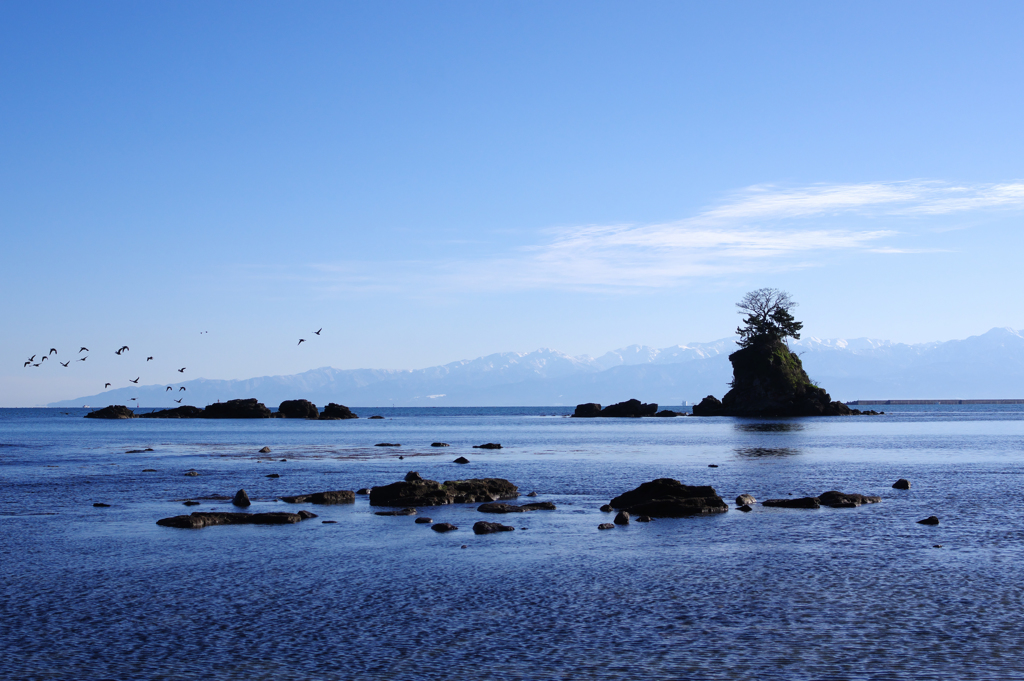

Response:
(298, 339), (305, 345)
(79, 347), (88, 353)
(78, 356), (87, 362)
(179, 386), (186, 391)
(314, 328), (322, 335)
(27, 355), (35, 362)
(165, 386), (172, 391)
(129, 398), (136, 402)
(49, 348), (57, 355)
(147, 357), (153, 361)
(174, 398), (183, 403)
(40, 356), (48, 363)
(178, 367), (185, 373)
(105, 383), (111, 388)
(23, 361), (31, 367)
(31, 363), (40, 367)
(115, 346), (129, 355)
(60, 361), (69, 367)
(130, 377), (140, 384)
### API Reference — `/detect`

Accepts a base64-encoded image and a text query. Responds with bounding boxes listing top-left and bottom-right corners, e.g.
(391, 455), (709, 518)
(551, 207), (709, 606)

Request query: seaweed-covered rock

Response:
(84, 405), (134, 419)
(156, 511), (317, 529)
(572, 403), (602, 418)
(474, 521), (514, 534)
(763, 497), (821, 509)
(321, 403), (358, 420)
(139, 406), (203, 419)
(445, 478), (518, 503)
(280, 490), (355, 505)
(609, 478), (727, 517)
(600, 399), (657, 418)
(278, 399), (319, 419)
(201, 399), (272, 419)
(369, 477), (518, 507)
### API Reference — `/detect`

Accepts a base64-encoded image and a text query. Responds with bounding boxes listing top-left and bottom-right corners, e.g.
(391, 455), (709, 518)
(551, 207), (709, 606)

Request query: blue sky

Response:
(3, 1), (1024, 405)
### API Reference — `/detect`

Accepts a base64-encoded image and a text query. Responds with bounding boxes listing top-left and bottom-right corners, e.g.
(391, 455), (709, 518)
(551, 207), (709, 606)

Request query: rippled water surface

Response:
(2, 405), (1024, 680)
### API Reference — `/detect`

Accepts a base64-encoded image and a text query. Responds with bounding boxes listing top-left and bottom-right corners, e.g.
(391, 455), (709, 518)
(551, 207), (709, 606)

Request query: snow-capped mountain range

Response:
(50, 328), (1024, 408)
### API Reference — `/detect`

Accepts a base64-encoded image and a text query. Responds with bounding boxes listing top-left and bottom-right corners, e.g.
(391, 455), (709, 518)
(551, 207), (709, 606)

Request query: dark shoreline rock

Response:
(609, 478), (727, 517)
(432, 522), (458, 532)
(280, 490), (355, 505)
(893, 478), (911, 490)
(763, 497), (821, 509)
(232, 489), (251, 508)
(157, 510), (317, 529)
(322, 403), (358, 419)
(84, 405), (134, 419)
(474, 521), (514, 534)
(369, 477), (519, 507)
(201, 399), (272, 419)
(278, 399), (319, 419)
(477, 501), (555, 513)
(473, 443), (502, 449)
(572, 403), (602, 418)
(139, 406), (203, 419)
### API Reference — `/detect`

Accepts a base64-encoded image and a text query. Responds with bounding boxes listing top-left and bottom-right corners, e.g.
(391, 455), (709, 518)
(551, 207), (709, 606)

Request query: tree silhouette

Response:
(735, 288), (803, 348)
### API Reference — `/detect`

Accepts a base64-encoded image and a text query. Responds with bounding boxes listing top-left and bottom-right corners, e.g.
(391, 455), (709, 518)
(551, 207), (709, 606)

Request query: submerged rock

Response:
(917, 516), (940, 525)
(278, 399), (319, 419)
(571, 403), (602, 418)
(368, 415), (384, 419)
(201, 399), (271, 419)
(431, 442), (450, 447)
(321, 403), (358, 420)
(432, 523), (458, 532)
(125, 448), (154, 453)
(369, 477), (518, 507)
(817, 490), (881, 508)
(654, 410), (683, 417)
(893, 478), (911, 490)
(184, 470), (200, 477)
(183, 500), (200, 506)
(609, 478), (728, 517)
(259, 446), (272, 453)
(477, 501), (555, 513)
(763, 497), (821, 509)
(157, 511), (318, 529)
(415, 517), (433, 524)
(84, 405), (134, 419)
(232, 489), (251, 508)
(93, 502), (111, 507)
(474, 521), (514, 534)
(453, 456), (470, 464)
(280, 490), (355, 505)
(375, 508), (417, 516)
(737, 504), (753, 512)
(598, 523), (615, 530)
(138, 406), (203, 419)
(473, 443), (502, 449)
(375, 443), (401, 447)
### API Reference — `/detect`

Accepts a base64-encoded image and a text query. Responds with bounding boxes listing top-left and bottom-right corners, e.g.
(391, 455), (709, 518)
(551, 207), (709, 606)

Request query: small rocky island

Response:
(692, 288), (862, 417)
(87, 398), (359, 420)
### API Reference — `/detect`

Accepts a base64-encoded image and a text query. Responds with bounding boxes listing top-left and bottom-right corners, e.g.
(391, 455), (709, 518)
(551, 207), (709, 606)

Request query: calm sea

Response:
(2, 405), (1023, 680)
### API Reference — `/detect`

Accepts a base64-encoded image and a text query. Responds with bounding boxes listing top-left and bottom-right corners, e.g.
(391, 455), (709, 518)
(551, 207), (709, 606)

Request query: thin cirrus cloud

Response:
(453, 180), (1024, 290)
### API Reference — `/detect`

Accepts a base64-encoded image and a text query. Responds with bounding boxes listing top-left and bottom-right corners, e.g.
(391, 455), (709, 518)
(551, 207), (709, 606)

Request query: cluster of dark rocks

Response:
(369, 473), (519, 507)
(572, 399), (660, 418)
(87, 399), (359, 420)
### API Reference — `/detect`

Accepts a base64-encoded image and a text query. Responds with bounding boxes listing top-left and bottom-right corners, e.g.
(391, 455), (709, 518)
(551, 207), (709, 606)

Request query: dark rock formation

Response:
(369, 477), (518, 507)
(84, 405), (134, 419)
(736, 494), (756, 505)
(431, 442), (450, 447)
(738, 504), (752, 512)
(125, 448), (154, 453)
(368, 415), (384, 419)
(356, 488), (371, 495)
(278, 399), (319, 419)
(600, 399), (658, 418)
(763, 497), (821, 509)
(474, 521), (514, 534)
(600, 504), (613, 512)
(477, 501), (555, 513)
(375, 508), (417, 516)
(93, 502), (111, 507)
(322, 403), (358, 420)
(817, 491), (881, 508)
(572, 403), (602, 418)
(157, 510), (317, 529)
(609, 478), (728, 517)
(405, 471), (423, 482)
(893, 478), (911, 490)
(614, 511), (630, 525)
(598, 523), (615, 530)
(201, 399), (272, 419)
(232, 489), (251, 507)
(375, 443), (401, 447)
(636, 515), (652, 522)
(415, 517), (433, 524)
(138, 406), (203, 419)
(473, 443), (502, 449)
(453, 456), (470, 464)
(691, 396), (723, 416)
(280, 490), (355, 505)
(432, 523), (458, 532)
(917, 516), (940, 525)
(259, 447), (272, 453)
(526, 491), (538, 497)
(691, 339), (853, 417)
(184, 471), (199, 477)
(183, 500), (200, 506)
(266, 473), (279, 478)
(142, 469), (157, 472)
(654, 410), (683, 417)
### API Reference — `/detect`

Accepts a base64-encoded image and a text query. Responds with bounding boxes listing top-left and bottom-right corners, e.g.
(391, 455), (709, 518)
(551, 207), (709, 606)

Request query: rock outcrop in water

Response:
(84, 405), (134, 419)
(763, 490), (881, 509)
(573, 399), (658, 418)
(280, 490), (355, 505)
(321, 403), (358, 419)
(473, 521), (514, 534)
(477, 501), (555, 513)
(278, 399), (319, 419)
(139, 406), (204, 419)
(691, 338), (856, 417)
(369, 477), (518, 507)
(156, 510), (317, 529)
(201, 399), (272, 419)
(609, 479), (728, 517)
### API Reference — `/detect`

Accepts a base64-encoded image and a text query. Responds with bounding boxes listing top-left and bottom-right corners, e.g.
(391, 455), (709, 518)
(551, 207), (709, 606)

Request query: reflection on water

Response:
(735, 446), (801, 457)
(736, 422), (805, 433)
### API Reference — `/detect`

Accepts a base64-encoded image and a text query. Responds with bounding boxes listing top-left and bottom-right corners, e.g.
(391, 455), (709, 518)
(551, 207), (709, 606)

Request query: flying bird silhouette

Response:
(314, 328), (322, 335)
(105, 383), (111, 388)
(297, 339), (305, 345)
(178, 368), (185, 373)
(40, 356), (48, 362)
(147, 357), (153, 361)
(79, 347), (88, 353)
(60, 361), (69, 367)
(179, 387), (186, 391)
(174, 398), (183, 403)
(115, 346), (129, 355)
(130, 377), (140, 384)
(23, 361), (31, 367)
(78, 356), (87, 362)
(49, 348), (57, 355)
(27, 355), (35, 362)
(31, 363), (40, 367)
(166, 386), (172, 391)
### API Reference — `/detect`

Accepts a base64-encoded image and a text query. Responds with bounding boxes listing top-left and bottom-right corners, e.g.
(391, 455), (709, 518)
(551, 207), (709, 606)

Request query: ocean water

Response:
(2, 405), (1023, 680)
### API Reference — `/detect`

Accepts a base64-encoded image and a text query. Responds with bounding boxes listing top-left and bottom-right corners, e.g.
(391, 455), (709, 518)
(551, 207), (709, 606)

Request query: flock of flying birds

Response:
(23, 328), (323, 404)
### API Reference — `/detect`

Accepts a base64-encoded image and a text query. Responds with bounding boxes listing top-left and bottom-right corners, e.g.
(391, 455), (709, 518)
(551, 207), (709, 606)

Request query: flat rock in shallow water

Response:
(473, 521), (514, 534)
(369, 477), (518, 507)
(598, 523), (615, 530)
(610, 478), (727, 517)
(375, 508), (416, 516)
(817, 491), (881, 508)
(432, 523), (458, 532)
(84, 405), (134, 419)
(917, 516), (940, 525)
(157, 510), (317, 529)
(477, 501), (556, 513)
(473, 443), (502, 449)
(431, 442), (450, 447)
(280, 490), (355, 505)
(138, 406), (203, 419)
(763, 497), (821, 509)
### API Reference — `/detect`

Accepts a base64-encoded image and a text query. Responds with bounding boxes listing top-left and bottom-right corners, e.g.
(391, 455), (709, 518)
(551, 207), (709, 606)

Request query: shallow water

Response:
(2, 406), (1023, 680)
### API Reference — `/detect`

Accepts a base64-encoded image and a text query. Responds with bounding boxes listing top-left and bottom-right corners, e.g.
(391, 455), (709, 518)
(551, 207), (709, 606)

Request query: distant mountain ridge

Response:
(49, 328), (1024, 408)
